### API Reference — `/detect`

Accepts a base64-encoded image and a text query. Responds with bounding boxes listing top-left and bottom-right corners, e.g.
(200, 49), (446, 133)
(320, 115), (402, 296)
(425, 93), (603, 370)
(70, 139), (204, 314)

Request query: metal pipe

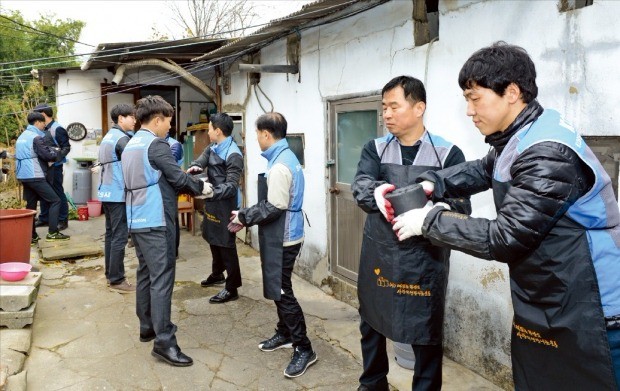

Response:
(238, 64), (299, 74)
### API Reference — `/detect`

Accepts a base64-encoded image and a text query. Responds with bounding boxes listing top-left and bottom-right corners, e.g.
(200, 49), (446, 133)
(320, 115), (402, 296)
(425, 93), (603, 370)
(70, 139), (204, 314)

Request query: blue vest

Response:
(212, 136), (243, 207)
(48, 121), (67, 165)
(166, 136), (184, 166)
(97, 127), (128, 202)
(497, 109), (620, 317)
(15, 126), (46, 180)
(262, 138), (304, 243)
(121, 130), (164, 229)
(375, 130), (455, 166)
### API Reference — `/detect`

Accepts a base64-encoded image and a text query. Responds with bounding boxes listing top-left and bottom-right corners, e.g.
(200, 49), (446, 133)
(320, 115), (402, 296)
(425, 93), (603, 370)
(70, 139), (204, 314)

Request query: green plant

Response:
(0, 196), (25, 209)
(67, 207), (78, 220)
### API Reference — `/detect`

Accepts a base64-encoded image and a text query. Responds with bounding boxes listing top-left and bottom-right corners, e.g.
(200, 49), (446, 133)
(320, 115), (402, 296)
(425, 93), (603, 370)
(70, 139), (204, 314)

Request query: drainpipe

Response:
(111, 59), (216, 101)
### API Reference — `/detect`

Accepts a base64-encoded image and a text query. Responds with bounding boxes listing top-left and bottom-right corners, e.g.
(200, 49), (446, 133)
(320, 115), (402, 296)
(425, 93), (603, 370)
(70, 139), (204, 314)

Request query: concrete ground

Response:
(17, 214), (501, 390)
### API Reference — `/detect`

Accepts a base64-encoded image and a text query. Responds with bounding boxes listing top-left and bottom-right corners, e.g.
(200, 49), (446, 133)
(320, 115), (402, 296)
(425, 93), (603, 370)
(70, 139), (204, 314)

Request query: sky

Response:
(1, 0), (311, 54)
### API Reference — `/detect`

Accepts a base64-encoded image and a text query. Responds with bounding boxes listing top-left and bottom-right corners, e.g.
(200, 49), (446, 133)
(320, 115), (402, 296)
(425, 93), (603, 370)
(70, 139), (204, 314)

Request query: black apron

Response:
(358, 163), (450, 345)
(201, 149), (236, 248)
(492, 181), (618, 390)
(257, 174), (287, 301)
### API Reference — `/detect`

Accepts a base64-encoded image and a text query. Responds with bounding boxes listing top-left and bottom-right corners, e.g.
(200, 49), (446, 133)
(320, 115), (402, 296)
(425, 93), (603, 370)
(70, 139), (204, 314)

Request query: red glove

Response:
(373, 183), (396, 222)
(228, 211), (244, 233)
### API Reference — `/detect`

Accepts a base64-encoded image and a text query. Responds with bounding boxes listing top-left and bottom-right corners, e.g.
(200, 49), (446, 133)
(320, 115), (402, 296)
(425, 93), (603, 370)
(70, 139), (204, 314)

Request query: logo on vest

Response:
(205, 212), (220, 224)
(374, 269), (431, 297)
(513, 322), (559, 349)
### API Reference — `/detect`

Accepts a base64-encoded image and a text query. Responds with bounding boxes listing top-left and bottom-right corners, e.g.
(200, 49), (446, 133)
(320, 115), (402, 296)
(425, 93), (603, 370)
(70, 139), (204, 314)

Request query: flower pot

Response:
(0, 209), (36, 264)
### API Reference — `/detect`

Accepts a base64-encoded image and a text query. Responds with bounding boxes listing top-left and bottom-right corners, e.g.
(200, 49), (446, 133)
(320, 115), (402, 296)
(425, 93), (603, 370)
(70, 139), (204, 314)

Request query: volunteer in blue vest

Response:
(352, 76), (470, 391)
(34, 104), (70, 231)
(165, 131), (184, 258)
(228, 112), (316, 378)
(187, 113), (244, 304)
(393, 42), (620, 390)
(121, 95), (211, 367)
(96, 103), (136, 293)
(15, 111), (70, 243)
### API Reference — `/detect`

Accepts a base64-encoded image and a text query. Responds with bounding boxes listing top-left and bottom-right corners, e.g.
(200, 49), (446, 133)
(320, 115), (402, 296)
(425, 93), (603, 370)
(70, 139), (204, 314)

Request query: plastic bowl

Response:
(0, 262), (32, 282)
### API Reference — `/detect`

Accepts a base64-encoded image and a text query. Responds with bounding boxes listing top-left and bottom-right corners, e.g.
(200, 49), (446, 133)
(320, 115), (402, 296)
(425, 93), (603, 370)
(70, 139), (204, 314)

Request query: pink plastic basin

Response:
(0, 262), (32, 281)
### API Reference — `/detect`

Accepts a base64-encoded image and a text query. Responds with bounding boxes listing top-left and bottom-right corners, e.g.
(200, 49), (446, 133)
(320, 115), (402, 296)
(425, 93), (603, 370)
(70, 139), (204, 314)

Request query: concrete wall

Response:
(220, 0), (620, 387)
(53, 67), (215, 201)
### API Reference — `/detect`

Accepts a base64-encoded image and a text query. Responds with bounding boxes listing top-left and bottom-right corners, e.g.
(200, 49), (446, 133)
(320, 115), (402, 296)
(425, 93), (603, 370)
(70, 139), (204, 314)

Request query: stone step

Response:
(0, 272), (42, 288)
(0, 285), (38, 312)
(0, 302), (35, 329)
(38, 235), (103, 262)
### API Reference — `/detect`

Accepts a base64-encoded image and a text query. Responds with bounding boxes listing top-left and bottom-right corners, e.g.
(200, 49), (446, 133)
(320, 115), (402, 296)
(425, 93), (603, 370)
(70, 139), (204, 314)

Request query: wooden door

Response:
(329, 97), (383, 283)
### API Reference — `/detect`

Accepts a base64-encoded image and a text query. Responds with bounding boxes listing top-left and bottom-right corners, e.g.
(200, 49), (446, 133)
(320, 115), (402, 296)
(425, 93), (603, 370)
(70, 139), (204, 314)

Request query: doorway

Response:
(100, 84), (180, 136)
(328, 96), (383, 283)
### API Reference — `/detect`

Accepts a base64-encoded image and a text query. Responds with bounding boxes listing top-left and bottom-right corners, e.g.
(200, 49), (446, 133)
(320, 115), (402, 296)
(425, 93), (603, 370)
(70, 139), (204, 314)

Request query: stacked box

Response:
(0, 272), (41, 329)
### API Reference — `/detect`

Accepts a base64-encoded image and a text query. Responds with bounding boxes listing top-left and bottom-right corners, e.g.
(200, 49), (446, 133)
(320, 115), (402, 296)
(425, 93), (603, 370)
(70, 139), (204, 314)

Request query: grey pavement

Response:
(16, 214), (501, 390)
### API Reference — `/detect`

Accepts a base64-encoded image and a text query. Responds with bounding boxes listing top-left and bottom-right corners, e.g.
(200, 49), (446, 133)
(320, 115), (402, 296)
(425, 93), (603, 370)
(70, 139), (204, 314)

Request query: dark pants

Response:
(132, 226), (178, 349)
(209, 244), (242, 291)
(39, 165), (68, 223)
(103, 202), (128, 284)
(609, 329), (620, 389)
(175, 216), (180, 257)
(274, 243), (311, 349)
(22, 180), (60, 235)
(359, 319), (443, 391)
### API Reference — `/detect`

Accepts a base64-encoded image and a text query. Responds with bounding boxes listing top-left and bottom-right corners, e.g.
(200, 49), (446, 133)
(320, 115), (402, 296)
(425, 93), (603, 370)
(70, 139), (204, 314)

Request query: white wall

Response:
(221, 0), (620, 387)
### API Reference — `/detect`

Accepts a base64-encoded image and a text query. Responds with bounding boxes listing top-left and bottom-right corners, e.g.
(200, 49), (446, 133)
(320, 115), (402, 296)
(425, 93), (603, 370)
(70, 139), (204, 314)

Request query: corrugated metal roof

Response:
(192, 0), (389, 62)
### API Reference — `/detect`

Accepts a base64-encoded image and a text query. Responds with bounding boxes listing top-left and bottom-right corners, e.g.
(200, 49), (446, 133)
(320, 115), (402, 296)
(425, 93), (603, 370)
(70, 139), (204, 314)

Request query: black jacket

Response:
(190, 146), (243, 202)
(418, 102), (593, 263)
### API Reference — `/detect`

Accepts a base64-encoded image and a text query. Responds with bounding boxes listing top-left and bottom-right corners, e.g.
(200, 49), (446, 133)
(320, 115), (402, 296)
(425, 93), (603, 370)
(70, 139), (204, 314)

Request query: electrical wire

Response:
(0, 58), (208, 99)
(0, 48), (248, 118)
(0, 0), (355, 69)
(254, 83), (274, 113)
(0, 14), (93, 47)
(0, 0), (379, 118)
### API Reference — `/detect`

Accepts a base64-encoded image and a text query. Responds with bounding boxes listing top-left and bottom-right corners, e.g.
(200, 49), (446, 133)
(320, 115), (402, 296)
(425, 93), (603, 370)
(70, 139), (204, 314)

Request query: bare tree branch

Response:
(165, 0), (258, 39)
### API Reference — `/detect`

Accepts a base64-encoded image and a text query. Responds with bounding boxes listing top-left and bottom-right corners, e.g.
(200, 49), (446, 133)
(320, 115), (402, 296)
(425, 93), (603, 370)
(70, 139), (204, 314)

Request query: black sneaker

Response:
(46, 231), (70, 241)
(284, 347), (317, 378)
(57, 221), (69, 231)
(31, 235), (40, 245)
(200, 273), (225, 287)
(258, 331), (293, 352)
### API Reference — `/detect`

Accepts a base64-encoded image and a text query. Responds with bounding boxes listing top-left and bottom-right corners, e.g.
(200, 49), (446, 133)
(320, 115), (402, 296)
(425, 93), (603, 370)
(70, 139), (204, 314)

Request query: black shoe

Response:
(209, 288), (238, 304)
(284, 347), (317, 378)
(200, 273), (225, 287)
(45, 231), (70, 241)
(34, 220), (48, 228)
(140, 330), (156, 342)
(258, 330), (293, 352)
(151, 346), (193, 367)
(31, 235), (40, 246)
(57, 221), (68, 231)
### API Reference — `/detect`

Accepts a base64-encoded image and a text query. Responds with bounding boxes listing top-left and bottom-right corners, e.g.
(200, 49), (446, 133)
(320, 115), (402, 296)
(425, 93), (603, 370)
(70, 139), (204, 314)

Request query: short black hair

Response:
(34, 103), (53, 118)
(382, 76), (426, 104)
(458, 41), (538, 103)
(255, 112), (287, 139)
(135, 95), (174, 124)
(210, 113), (234, 137)
(110, 103), (135, 124)
(27, 111), (45, 125)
